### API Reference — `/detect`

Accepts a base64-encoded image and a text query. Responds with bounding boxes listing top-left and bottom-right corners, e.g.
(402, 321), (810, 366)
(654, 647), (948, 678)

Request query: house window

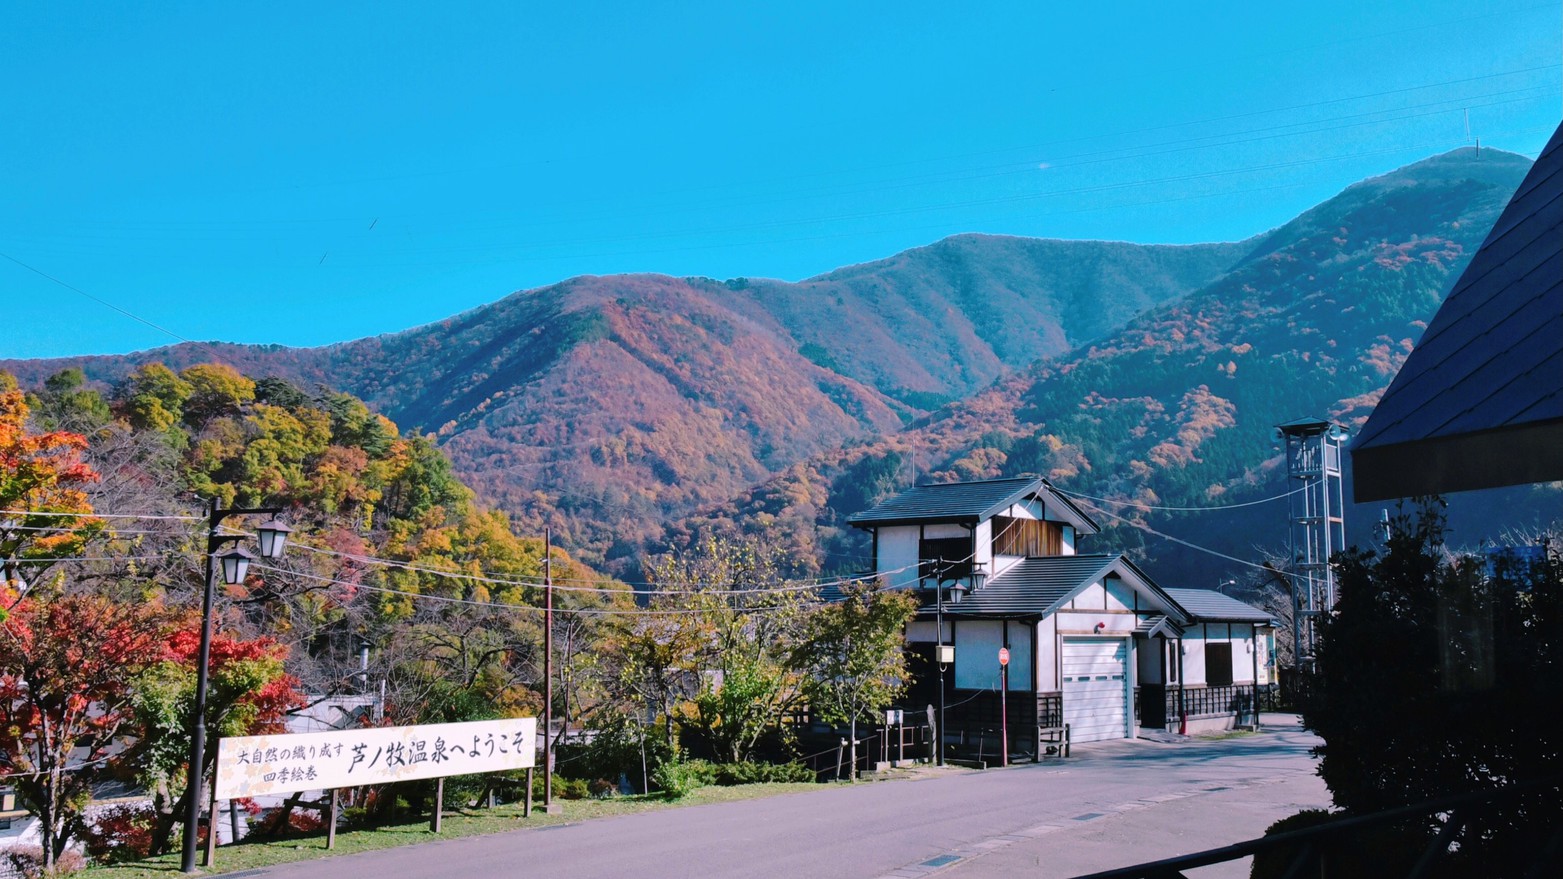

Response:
(1206, 643), (1233, 686)
(920, 536), (972, 580)
(1167, 642), (1178, 682)
(992, 517), (1062, 557)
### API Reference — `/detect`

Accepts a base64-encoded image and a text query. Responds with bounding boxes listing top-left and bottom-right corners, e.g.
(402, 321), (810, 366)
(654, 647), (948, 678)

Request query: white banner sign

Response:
(214, 717), (537, 798)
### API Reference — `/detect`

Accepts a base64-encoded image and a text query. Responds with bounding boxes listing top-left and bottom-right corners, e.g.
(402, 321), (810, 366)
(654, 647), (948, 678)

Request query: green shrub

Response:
(652, 759), (707, 800)
(712, 760), (816, 785)
(557, 711), (675, 792)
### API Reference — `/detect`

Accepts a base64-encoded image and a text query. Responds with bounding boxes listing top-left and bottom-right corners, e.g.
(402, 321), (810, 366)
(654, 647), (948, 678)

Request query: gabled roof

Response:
(917, 553), (1181, 619)
(1351, 126), (1563, 500)
(1135, 614), (1185, 639)
(846, 476), (1099, 533)
(1163, 588), (1277, 624)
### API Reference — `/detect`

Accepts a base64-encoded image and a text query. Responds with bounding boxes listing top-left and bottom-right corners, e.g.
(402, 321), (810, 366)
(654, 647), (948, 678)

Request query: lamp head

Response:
(217, 545), (256, 584)
(255, 519), (293, 559)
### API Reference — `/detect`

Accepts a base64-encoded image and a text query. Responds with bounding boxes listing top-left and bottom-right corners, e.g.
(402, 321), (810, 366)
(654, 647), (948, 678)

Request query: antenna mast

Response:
(1277, 418), (1348, 676)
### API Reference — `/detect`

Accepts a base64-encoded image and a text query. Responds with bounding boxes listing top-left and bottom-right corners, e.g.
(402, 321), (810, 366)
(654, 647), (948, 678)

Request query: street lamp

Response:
(182, 499), (289, 873)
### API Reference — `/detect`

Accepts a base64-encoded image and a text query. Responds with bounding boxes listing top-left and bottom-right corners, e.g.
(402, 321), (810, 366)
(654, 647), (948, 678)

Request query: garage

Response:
(1062, 638), (1131, 743)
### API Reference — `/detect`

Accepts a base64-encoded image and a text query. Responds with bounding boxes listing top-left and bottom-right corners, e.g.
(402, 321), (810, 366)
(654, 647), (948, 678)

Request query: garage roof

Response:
(1164, 588), (1277, 624)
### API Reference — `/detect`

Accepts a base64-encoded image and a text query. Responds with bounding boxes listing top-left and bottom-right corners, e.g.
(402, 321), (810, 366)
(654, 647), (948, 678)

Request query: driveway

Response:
(235, 715), (1329, 879)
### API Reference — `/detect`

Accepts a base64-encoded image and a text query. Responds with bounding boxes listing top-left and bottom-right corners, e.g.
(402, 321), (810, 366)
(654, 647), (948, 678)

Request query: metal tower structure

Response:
(1277, 417), (1347, 674)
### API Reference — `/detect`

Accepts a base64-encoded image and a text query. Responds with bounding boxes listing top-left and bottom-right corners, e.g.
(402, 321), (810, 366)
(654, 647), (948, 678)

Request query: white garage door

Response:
(1063, 638), (1130, 744)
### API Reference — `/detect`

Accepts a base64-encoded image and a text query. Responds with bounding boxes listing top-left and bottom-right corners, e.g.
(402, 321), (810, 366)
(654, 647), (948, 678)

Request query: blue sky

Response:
(3, 1), (1559, 359)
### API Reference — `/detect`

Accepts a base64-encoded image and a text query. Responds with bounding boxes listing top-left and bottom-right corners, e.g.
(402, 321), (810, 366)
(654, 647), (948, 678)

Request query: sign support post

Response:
(998, 647), (1010, 768)
(431, 778), (444, 833)
(326, 790), (338, 849)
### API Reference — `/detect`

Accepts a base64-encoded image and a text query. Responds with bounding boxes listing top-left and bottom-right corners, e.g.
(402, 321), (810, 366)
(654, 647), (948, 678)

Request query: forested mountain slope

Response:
(6, 236), (1242, 564)
(658, 147), (1557, 585)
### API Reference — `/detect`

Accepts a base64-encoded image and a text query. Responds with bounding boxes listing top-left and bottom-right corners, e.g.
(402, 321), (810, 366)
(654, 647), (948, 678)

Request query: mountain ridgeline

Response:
(5, 235), (1246, 564)
(6, 147), (1554, 579)
(651, 147), (1557, 585)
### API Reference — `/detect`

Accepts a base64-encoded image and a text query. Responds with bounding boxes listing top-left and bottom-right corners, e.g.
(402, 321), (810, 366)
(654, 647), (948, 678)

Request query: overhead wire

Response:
(1068, 495), (1300, 583)
(284, 539), (918, 596)
(1050, 484), (1307, 512)
(0, 508), (201, 521)
(250, 563), (828, 617)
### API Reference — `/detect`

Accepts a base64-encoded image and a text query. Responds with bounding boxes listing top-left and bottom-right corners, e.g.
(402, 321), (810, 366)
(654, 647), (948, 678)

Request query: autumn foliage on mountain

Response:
(3, 237), (1242, 570)
(2, 147), (1556, 589)
(652, 147), (1558, 585)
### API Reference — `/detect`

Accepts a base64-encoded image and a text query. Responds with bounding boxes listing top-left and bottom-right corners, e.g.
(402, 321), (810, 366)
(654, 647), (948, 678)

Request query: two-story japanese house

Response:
(847, 476), (1275, 752)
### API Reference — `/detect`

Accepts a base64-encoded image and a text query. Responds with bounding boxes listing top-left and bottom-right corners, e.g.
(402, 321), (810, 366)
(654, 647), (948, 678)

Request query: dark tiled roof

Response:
(1164, 588), (1276, 624)
(1352, 127), (1563, 499)
(920, 554), (1119, 617)
(846, 476), (1098, 530)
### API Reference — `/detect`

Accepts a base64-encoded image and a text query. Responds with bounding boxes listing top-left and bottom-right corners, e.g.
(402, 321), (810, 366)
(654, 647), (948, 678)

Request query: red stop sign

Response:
(998, 647), (1010, 666)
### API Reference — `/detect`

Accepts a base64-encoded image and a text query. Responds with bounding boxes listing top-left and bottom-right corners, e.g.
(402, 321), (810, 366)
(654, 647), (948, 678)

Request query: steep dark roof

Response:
(1352, 125), (1563, 500)
(846, 476), (1098, 531)
(1164, 588), (1276, 624)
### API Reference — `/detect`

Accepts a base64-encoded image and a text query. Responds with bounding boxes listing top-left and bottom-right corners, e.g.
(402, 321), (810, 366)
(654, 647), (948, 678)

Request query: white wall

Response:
(877, 525), (921, 588)
(905, 620), (951, 643)
(952, 620), (1032, 691)
(1038, 617), (1058, 692)
(954, 621), (1003, 691)
(974, 519), (993, 574)
(1178, 623), (1264, 686)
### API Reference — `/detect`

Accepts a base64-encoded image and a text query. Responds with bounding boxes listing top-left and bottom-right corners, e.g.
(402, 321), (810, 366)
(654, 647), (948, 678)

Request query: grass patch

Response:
(1195, 729), (1259, 741)
(84, 783), (818, 879)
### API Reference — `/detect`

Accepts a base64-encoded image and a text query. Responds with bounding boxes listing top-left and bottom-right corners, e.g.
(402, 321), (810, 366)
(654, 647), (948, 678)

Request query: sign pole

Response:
(998, 646), (1010, 768)
(203, 751), (219, 867)
(326, 790), (338, 849)
(431, 778), (444, 833)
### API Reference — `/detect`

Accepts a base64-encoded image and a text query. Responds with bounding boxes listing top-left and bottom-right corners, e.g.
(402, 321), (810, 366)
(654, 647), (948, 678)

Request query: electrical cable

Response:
(1050, 484), (1306, 512)
(0, 508), (201, 521)
(1068, 495), (1300, 582)
(249, 563), (826, 617)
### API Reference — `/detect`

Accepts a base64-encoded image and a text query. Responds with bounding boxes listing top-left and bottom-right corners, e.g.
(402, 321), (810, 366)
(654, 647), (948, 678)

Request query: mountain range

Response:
(6, 146), (1557, 583)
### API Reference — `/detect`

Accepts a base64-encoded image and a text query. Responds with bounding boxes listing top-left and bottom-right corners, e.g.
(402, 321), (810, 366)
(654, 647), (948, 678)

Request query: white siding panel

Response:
(954, 621), (1004, 691)
(1062, 638), (1130, 743)
(879, 526), (921, 589)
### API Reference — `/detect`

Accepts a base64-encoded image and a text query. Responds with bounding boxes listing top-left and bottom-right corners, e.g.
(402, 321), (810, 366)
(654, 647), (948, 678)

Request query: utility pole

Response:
(935, 569), (946, 767)
(543, 526), (554, 812)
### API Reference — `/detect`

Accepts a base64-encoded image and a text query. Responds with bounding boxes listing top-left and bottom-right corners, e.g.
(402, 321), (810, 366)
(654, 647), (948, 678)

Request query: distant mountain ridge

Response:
(652, 146), (1555, 586)
(4, 233), (1244, 563)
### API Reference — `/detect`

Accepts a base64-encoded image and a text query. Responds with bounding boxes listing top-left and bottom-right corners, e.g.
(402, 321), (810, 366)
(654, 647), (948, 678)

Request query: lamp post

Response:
(181, 498), (290, 873)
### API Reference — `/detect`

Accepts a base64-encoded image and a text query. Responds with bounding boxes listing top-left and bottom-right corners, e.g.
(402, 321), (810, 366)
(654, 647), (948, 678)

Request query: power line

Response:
(251, 563), (826, 617)
(0, 508), (200, 521)
(288, 540), (918, 596)
(0, 251), (205, 354)
(1051, 484), (1306, 513)
(1070, 495), (1299, 583)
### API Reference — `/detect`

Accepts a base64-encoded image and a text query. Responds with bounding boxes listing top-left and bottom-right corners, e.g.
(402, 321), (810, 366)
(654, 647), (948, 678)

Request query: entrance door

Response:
(1062, 638), (1130, 743)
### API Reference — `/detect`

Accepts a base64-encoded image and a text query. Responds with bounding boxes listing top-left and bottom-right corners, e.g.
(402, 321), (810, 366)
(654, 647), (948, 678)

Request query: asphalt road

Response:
(235, 716), (1329, 879)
